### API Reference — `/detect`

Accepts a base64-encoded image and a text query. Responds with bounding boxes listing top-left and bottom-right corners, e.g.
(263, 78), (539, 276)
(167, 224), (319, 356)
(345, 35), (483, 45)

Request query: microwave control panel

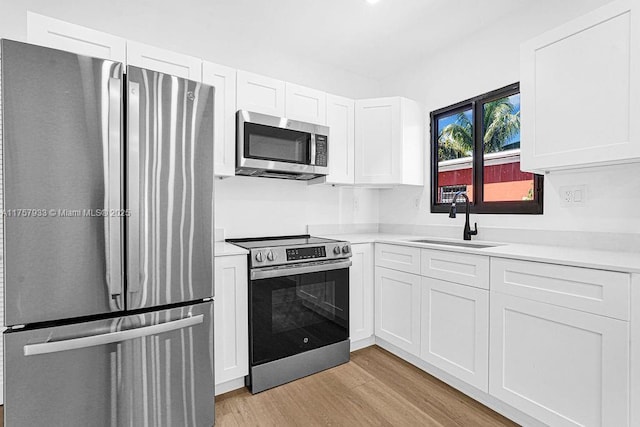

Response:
(315, 135), (328, 166)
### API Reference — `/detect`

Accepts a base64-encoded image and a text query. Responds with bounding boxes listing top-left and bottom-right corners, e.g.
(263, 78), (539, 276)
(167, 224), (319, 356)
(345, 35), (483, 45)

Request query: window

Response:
(430, 83), (543, 214)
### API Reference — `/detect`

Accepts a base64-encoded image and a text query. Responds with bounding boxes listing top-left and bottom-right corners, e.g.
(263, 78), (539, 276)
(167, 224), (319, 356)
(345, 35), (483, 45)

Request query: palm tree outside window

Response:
(430, 83), (543, 214)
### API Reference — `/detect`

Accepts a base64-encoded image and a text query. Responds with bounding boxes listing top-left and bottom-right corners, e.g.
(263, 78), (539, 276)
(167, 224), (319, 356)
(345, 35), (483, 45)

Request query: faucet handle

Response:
(470, 222), (478, 236)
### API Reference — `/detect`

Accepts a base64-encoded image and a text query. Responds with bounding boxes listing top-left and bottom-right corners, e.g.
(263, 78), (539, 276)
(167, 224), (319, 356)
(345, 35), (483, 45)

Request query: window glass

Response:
(436, 108), (473, 203)
(481, 94), (535, 202)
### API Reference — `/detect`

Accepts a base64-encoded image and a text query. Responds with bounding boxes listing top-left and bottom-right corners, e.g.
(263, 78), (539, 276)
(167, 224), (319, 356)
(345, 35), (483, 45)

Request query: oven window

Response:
(244, 123), (310, 164)
(250, 268), (349, 365)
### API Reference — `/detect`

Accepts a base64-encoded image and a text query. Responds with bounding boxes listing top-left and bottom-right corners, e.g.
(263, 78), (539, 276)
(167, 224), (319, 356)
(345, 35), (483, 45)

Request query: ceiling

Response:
(196, 0), (609, 80)
(9, 0), (612, 82)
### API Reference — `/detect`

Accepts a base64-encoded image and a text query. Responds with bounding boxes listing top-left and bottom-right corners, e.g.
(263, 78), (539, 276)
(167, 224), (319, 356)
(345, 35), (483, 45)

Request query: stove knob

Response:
(342, 245), (350, 254)
(267, 251), (276, 261)
(333, 246), (341, 255)
(255, 252), (264, 263)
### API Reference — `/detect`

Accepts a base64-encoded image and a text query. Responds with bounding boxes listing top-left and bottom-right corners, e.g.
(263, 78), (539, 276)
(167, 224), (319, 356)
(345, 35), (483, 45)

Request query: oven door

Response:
(249, 261), (350, 366)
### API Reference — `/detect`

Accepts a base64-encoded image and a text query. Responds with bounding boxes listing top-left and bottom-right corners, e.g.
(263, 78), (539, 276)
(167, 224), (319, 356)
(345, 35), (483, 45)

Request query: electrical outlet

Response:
(353, 196), (359, 211)
(559, 185), (587, 207)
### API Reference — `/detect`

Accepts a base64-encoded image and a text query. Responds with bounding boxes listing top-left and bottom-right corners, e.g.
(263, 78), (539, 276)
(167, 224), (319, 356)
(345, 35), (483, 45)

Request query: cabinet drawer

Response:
(420, 249), (489, 289)
(375, 244), (421, 274)
(491, 258), (630, 320)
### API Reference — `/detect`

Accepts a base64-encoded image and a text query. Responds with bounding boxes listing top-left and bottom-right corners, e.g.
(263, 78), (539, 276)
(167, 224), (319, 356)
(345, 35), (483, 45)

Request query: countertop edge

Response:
(319, 233), (640, 274)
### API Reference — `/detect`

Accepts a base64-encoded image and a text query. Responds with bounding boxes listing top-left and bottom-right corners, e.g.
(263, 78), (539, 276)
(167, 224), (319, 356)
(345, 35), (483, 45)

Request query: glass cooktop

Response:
(227, 235), (339, 249)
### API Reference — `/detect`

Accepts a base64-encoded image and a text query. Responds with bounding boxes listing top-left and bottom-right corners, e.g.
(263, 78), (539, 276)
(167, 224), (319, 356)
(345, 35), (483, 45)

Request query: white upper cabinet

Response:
(285, 82), (327, 124)
(355, 97), (424, 186)
(27, 12), (126, 62)
(236, 70), (285, 116)
(202, 61), (237, 177)
(126, 41), (202, 81)
(325, 94), (355, 185)
(520, 0), (640, 172)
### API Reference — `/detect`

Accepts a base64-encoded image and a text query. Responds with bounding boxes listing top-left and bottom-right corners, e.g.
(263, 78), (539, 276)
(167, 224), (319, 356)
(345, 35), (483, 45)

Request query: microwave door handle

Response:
(107, 76), (123, 300)
(310, 133), (317, 165)
(23, 315), (204, 356)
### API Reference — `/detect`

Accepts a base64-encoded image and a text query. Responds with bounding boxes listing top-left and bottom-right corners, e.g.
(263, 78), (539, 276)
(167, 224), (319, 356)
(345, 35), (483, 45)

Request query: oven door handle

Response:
(251, 260), (352, 280)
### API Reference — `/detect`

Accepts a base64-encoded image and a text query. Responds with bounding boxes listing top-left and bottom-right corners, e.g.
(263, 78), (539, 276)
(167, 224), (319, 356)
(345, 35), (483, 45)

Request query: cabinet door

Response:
(285, 82), (326, 124)
(520, 0), (640, 172)
(214, 256), (248, 385)
(489, 293), (629, 426)
(374, 267), (421, 355)
(355, 97), (402, 184)
(236, 70), (285, 116)
(27, 12), (126, 62)
(127, 41), (202, 81)
(202, 61), (237, 177)
(350, 244), (374, 344)
(325, 94), (355, 185)
(420, 278), (489, 391)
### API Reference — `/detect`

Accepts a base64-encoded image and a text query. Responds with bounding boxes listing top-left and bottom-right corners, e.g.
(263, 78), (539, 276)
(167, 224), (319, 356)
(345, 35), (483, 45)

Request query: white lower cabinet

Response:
(374, 266), (421, 356)
(420, 277), (489, 392)
(214, 255), (248, 388)
(350, 244), (374, 344)
(489, 292), (629, 427)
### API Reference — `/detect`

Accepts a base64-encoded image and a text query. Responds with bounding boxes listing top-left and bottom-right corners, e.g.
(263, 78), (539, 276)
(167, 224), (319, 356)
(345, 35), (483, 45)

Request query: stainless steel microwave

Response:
(236, 110), (329, 180)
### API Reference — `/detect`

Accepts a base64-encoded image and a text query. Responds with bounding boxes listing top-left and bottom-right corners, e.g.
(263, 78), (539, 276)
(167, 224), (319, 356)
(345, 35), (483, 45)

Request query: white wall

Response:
(215, 177), (379, 238)
(378, 0), (640, 236)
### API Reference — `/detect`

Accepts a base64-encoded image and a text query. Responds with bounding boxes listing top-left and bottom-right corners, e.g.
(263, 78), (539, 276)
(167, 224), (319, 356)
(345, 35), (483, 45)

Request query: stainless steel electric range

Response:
(227, 235), (352, 393)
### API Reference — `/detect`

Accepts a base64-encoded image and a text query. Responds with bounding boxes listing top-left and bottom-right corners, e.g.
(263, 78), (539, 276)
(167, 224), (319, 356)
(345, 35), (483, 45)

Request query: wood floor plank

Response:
(350, 346), (518, 427)
(214, 345), (519, 427)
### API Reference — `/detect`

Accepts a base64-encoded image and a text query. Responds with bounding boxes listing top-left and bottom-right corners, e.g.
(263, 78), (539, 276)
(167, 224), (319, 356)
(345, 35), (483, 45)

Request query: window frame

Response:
(430, 83), (543, 215)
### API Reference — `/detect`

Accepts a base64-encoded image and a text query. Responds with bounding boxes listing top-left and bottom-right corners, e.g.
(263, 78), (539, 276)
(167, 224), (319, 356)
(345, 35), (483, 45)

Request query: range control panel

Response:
(250, 242), (350, 267)
(286, 246), (326, 261)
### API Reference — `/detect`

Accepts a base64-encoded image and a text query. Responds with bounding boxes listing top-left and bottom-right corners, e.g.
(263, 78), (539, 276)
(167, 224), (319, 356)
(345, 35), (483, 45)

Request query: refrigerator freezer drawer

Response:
(4, 303), (214, 427)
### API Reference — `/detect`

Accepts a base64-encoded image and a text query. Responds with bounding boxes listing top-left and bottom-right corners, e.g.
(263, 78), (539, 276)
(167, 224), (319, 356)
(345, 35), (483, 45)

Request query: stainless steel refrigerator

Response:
(0, 40), (215, 426)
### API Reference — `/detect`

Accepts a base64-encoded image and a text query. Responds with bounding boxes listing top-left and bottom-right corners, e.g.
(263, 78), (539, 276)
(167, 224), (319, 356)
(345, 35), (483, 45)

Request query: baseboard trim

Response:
(350, 336), (375, 351)
(215, 377), (245, 396)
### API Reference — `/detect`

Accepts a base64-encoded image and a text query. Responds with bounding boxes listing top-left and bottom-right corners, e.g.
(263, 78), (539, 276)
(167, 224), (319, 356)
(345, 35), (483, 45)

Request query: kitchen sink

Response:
(407, 239), (501, 249)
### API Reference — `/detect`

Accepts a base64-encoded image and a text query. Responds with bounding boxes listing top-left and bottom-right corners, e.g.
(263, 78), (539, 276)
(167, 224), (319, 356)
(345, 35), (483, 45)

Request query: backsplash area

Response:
(214, 176), (379, 238)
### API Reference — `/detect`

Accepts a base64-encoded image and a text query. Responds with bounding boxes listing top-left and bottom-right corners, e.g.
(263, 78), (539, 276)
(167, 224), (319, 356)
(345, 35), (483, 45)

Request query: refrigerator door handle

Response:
(127, 81), (141, 294)
(107, 76), (123, 297)
(23, 314), (204, 356)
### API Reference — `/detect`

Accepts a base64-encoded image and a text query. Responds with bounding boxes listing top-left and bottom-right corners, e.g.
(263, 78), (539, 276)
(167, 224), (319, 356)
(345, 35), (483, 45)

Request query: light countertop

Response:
(214, 242), (248, 257)
(319, 233), (640, 273)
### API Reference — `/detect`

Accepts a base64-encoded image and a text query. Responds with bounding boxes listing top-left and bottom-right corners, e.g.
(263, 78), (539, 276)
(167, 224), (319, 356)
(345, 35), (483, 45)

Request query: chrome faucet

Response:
(449, 191), (478, 241)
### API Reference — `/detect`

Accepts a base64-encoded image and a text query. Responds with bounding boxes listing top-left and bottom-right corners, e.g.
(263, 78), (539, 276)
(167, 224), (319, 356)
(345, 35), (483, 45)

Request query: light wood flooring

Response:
(215, 345), (518, 426)
(0, 346), (518, 426)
